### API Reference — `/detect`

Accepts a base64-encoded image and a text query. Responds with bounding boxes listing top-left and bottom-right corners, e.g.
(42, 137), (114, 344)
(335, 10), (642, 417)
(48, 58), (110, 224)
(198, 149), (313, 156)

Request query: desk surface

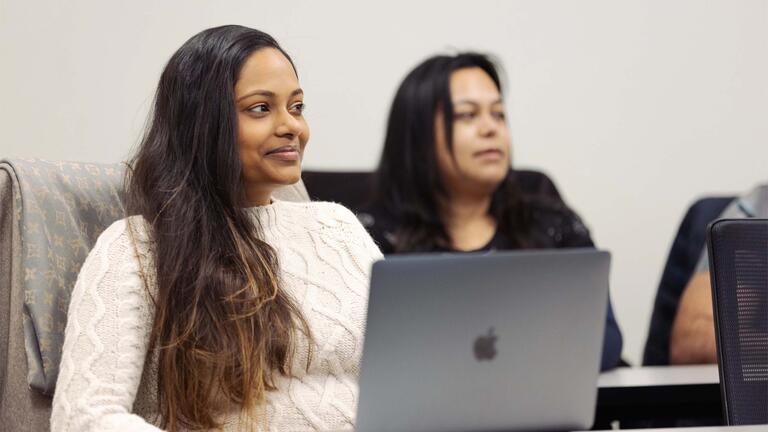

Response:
(340, 424), (762, 432)
(342, 366), (726, 431)
(598, 364), (719, 388)
(584, 426), (764, 432)
(594, 364), (722, 428)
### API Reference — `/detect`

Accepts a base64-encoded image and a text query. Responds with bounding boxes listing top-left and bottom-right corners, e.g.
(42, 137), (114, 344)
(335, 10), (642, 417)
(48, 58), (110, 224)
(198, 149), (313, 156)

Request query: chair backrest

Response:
(643, 196), (735, 365)
(302, 170), (373, 212)
(0, 158), (309, 431)
(301, 168), (564, 215)
(708, 218), (768, 425)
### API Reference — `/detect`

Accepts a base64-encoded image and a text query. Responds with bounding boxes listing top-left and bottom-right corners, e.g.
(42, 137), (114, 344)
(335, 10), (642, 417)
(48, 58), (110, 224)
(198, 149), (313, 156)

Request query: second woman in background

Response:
(362, 52), (623, 370)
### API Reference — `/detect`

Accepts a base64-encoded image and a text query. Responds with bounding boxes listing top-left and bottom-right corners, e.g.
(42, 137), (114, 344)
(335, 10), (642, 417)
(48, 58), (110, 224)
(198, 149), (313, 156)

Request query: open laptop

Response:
(355, 249), (610, 432)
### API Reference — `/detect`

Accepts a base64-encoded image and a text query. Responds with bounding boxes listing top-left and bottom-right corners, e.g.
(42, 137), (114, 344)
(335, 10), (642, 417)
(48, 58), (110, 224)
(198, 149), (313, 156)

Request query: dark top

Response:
(642, 196), (734, 365)
(358, 190), (624, 371)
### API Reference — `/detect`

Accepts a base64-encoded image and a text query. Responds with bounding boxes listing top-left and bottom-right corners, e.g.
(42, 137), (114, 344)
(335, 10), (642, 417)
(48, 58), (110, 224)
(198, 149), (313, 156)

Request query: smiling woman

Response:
(50, 25), (382, 432)
(235, 48), (309, 205)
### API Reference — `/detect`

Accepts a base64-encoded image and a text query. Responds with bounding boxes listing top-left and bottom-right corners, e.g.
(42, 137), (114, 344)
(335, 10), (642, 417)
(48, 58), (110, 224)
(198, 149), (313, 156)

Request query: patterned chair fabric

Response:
(0, 158), (310, 431)
(10, 159), (125, 394)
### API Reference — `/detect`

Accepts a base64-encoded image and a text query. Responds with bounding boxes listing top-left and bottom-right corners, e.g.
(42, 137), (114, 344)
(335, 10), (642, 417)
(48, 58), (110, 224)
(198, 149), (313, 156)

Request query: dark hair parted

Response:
(373, 52), (537, 252)
(125, 25), (310, 430)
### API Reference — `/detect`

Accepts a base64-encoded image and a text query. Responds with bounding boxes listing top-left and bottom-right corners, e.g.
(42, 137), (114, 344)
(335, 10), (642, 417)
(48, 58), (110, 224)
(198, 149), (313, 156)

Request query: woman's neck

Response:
(443, 192), (492, 223)
(244, 185), (274, 207)
(442, 191), (497, 251)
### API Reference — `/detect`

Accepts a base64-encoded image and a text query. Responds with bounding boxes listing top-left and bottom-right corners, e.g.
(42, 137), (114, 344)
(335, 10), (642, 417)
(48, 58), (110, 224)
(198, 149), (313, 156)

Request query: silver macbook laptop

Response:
(355, 249), (610, 432)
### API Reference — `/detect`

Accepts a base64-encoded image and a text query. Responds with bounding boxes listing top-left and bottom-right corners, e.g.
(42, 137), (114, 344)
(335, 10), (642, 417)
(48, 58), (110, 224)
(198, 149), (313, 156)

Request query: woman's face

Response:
(435, 67), (510, 195)
(235, 48), (309, 202)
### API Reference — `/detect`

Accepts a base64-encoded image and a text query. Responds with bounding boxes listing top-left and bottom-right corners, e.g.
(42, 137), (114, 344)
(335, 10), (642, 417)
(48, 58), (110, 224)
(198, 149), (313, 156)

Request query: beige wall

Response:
(2, 0), (767, 364)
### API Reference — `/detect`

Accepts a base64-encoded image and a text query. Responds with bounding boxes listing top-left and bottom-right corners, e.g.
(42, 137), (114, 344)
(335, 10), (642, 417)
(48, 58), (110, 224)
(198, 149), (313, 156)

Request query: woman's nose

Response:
(478, 113), (498, 137)
(275, 109), (302, 138)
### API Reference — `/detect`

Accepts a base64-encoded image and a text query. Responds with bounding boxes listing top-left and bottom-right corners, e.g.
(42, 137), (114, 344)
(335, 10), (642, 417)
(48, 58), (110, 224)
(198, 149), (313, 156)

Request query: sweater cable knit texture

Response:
(50, 200), (383, 431)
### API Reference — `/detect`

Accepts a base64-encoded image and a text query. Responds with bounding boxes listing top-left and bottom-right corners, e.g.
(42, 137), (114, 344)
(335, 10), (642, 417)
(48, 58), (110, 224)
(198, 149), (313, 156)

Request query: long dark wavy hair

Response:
(373, 52), (538, 252)
(125, 25), (311, 430)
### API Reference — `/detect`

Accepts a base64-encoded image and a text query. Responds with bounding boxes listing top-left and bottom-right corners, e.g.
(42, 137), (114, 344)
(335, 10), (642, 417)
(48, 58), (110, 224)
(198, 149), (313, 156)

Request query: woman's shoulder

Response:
(74, 216), (155, 300)
(93, 216), (148, 247)
(523, 199), (594, 248)
(109, 214), (153, 240)
(272, 199), (383, 258)
(265, 200), (374, 242)
(86, 216), (154, 267)
(274, 199), (361, 226)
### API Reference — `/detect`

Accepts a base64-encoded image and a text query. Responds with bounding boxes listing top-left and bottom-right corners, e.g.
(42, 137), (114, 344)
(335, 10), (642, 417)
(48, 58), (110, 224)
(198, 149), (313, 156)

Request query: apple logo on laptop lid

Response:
(474, 327), (498, 361)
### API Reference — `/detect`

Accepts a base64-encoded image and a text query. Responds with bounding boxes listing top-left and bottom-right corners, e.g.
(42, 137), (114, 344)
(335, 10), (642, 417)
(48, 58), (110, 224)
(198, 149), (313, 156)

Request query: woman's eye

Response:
(247, 104), (269, 114)
(492, 111), (506, 120)
(454, 112), (475, 120)
(291, 102), (306, 114)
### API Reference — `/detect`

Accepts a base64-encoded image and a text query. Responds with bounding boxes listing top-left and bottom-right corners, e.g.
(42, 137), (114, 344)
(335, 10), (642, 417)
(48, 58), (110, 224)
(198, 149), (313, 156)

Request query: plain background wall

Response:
(2, 0), (767, 365)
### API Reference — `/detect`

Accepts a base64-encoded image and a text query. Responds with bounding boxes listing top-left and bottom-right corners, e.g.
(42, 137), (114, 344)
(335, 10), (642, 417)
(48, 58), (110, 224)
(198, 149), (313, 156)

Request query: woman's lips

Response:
(265, 146), (300, 161)
(474, 149), (504, 161)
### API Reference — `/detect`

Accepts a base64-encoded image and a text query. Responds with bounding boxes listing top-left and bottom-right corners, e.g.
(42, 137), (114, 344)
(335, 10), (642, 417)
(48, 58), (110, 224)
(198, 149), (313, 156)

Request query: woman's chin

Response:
(274, 171), (302, 186)
(471, 169), (508, 190)
(267, 166), (303, 186)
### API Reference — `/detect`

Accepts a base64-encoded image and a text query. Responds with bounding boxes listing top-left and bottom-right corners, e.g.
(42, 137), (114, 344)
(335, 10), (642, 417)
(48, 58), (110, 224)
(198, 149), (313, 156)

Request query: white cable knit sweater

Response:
(50, 200), (383, 431)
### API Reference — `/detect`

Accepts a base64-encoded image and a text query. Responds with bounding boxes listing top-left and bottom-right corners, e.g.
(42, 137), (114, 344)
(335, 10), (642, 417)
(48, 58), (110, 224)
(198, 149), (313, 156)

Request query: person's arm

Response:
(667, 190), (758, 365)
(669, 271), (718, 364)
(334, 204), (385, 266)
(51, 220), (162, 432)
(553, 206), (624, 370)
(601, 297), (624, 370)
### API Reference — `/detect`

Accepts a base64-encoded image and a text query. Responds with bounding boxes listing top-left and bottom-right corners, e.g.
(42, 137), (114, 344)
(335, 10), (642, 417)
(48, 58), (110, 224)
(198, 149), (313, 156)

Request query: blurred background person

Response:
(670, 182), (768, 364)
(361, 52), (624, 370)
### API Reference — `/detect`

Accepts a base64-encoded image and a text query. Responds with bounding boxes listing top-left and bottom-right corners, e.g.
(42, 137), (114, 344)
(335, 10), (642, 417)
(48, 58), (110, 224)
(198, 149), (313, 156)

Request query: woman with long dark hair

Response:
(363, 52), (623, 370)
(51, 26), (381, 431)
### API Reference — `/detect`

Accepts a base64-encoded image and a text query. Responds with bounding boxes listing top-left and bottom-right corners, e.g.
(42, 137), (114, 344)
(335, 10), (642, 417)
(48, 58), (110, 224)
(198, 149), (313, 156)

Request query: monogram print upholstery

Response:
(2, 159), (126, 395)
(0, 158), (310, 396)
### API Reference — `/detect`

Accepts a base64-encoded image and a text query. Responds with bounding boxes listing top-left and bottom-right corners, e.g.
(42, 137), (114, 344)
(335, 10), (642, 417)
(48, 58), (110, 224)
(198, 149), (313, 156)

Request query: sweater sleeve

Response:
(51, 219), (161, 432)
(327, 203), (384, 273)
(348, 208), (384, 263)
